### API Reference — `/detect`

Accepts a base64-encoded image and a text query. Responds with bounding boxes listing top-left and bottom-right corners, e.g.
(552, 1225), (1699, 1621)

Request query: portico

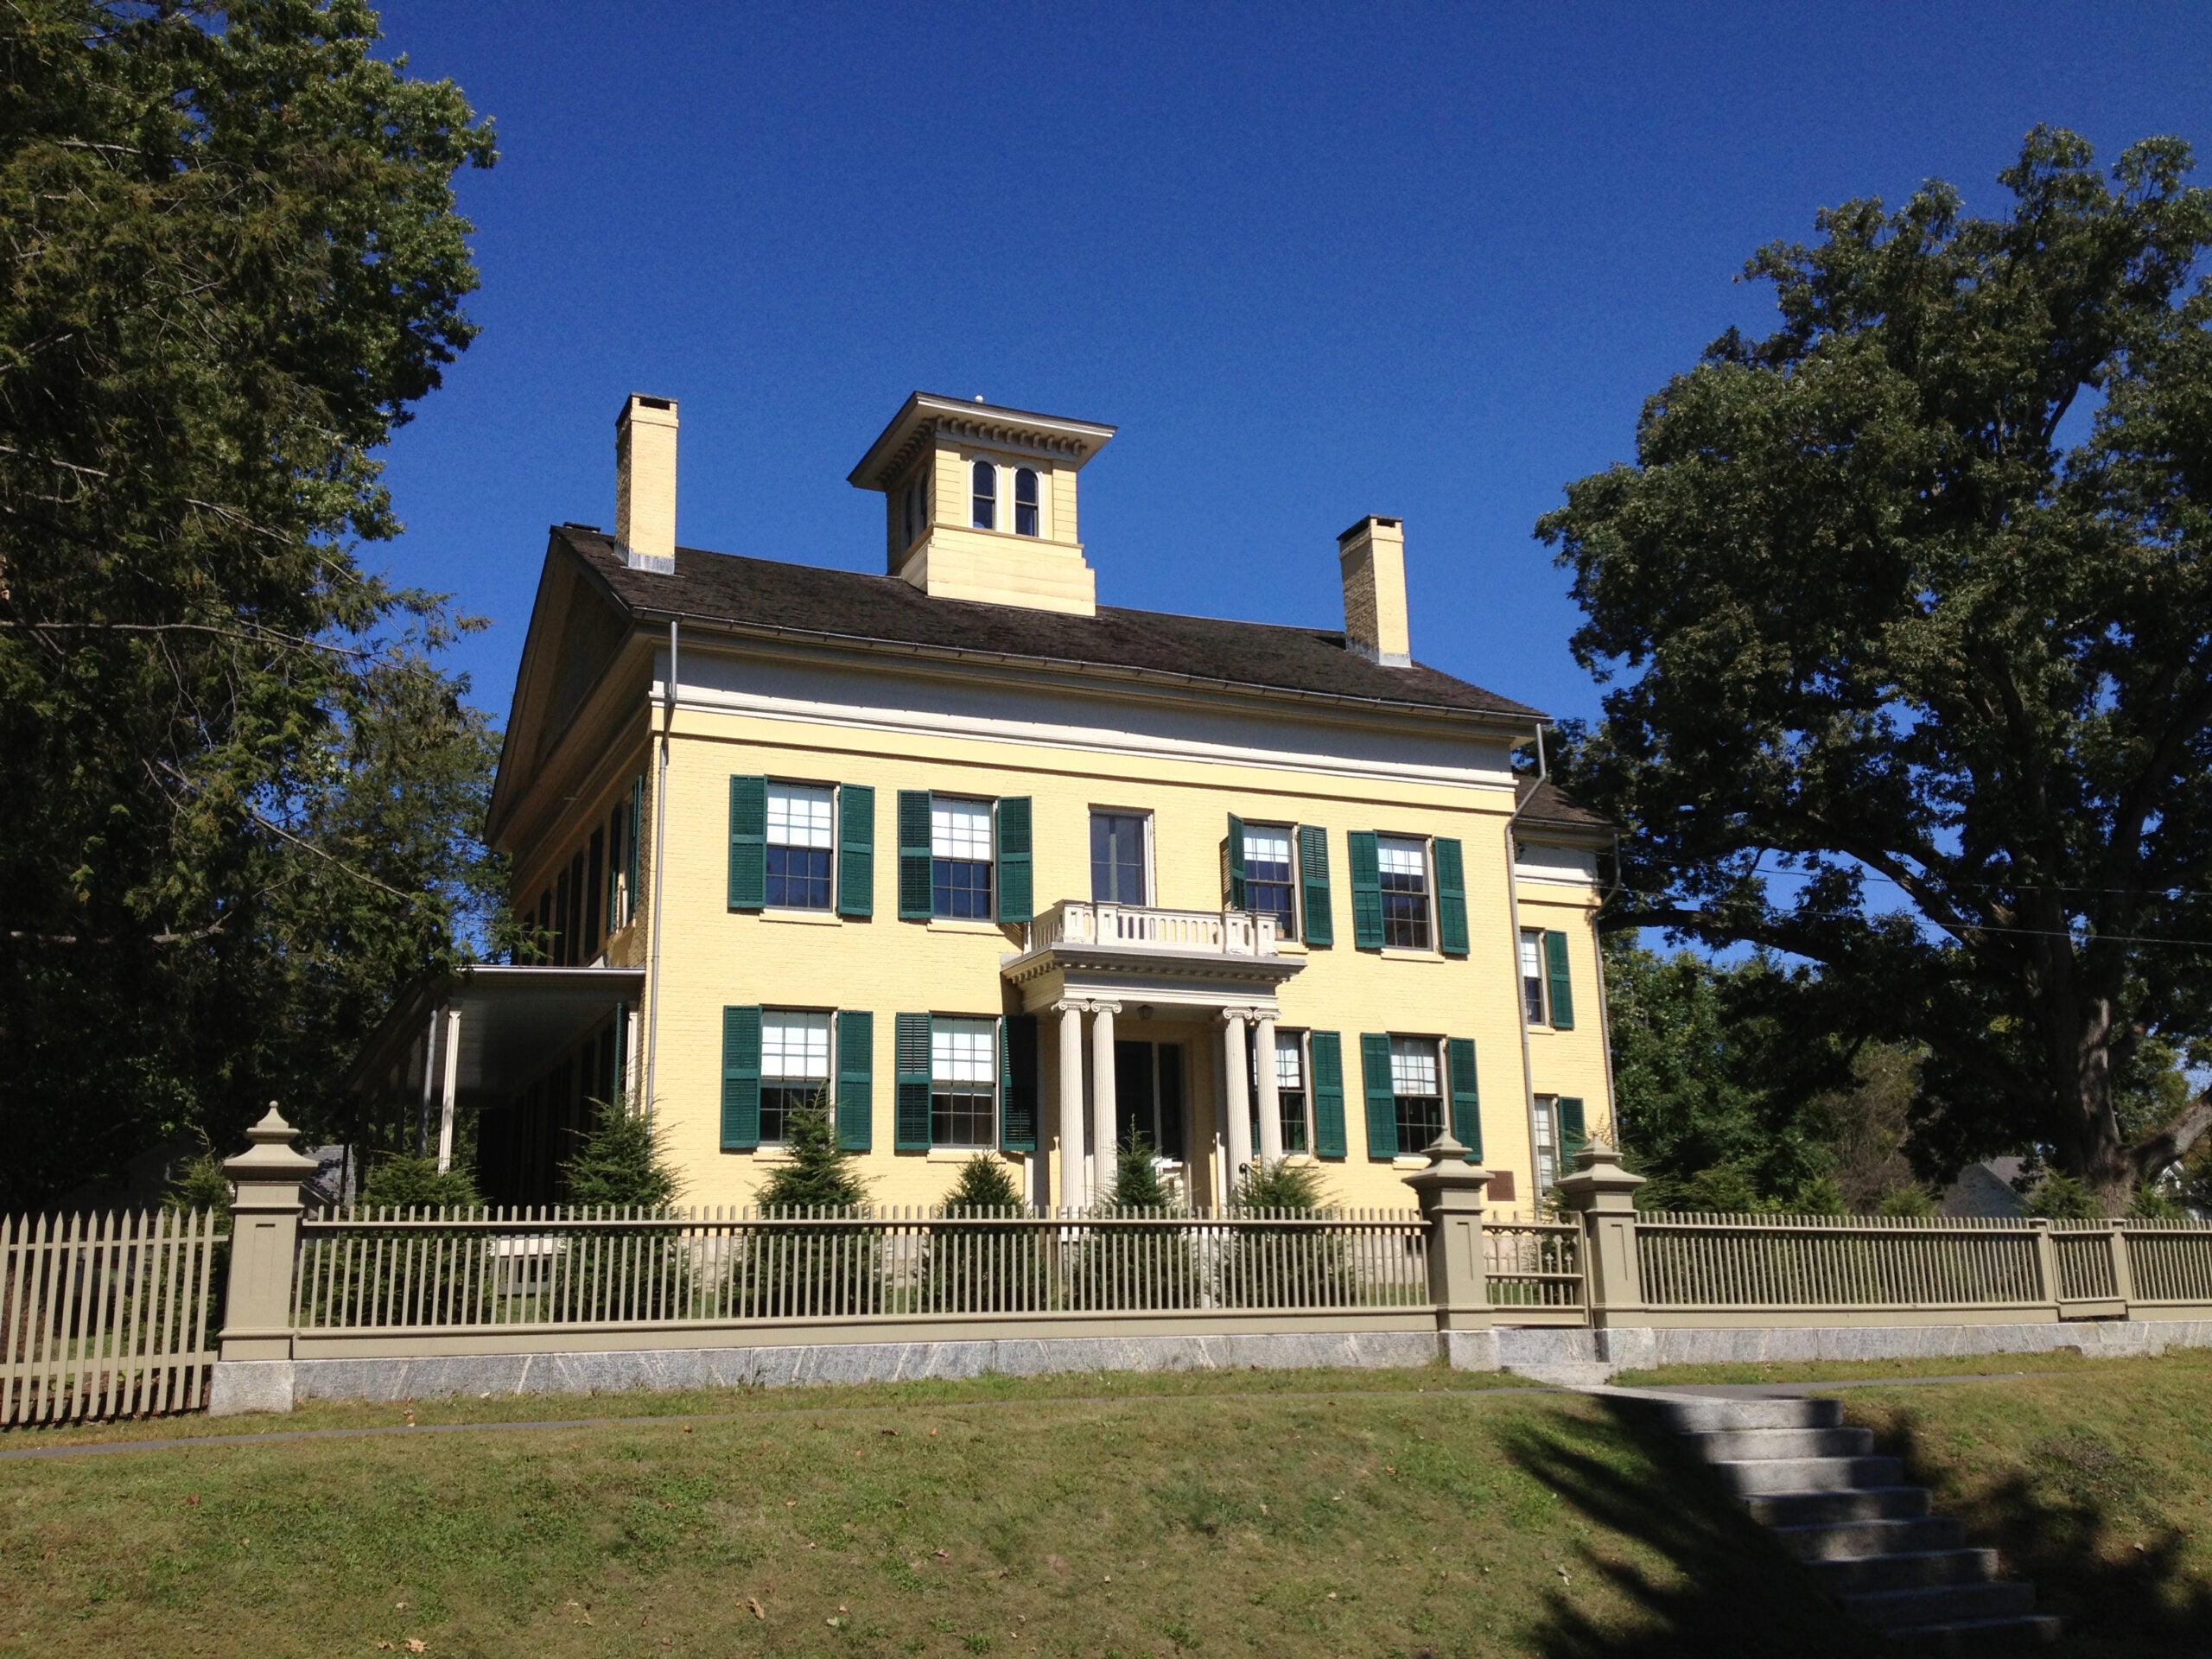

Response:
(1003, 899), (1304, 1208)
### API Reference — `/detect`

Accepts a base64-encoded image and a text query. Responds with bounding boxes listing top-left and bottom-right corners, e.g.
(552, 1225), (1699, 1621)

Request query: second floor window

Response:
(1378, 835), (1431, 950)
(932, 797), (994, 918)
(1520, 929), (1548, 1024)
(972, 461), (995, 530)
(760, 1009), (830, 1145)
(766, 783), (834, 909)
(1244, 824), (1295, 937)
(1014, 467), (1039, 536)
(1090, 810), (1147, 904)
(931, 1015), (996, 1148)
(1389, 1035), (1444, 1153)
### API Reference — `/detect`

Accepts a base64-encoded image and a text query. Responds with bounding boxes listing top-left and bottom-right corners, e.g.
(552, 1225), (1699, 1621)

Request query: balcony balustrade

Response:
(1024, 899), (1280, 958)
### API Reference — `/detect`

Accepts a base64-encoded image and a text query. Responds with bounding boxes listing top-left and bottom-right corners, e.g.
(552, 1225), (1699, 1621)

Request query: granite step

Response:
(1686, 1425), (1876, 1461)
(1774, 1515), (1966, 1561)
(1807, 1547), (1999, 1596)
(1707, 1453), (1905, 1495)
(1656, 1395), (1843, 1433)
(1841, 1579), (2038, 1630)
(1744, 1485), (1930, 1527)
(1889, 1614), (2066, 1653)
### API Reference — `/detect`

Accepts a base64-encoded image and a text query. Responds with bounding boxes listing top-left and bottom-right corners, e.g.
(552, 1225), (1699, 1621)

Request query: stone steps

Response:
(1618, 1389), (2061, 1649)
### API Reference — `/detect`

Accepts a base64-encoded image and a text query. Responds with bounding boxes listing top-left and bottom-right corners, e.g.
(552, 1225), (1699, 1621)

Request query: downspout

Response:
(643, 618), (677, 1120)
(1503, 723), (1544, 1216)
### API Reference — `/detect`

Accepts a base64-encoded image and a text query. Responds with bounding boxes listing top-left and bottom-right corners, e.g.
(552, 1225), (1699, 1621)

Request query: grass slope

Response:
(0, 1367), (1874, 1659)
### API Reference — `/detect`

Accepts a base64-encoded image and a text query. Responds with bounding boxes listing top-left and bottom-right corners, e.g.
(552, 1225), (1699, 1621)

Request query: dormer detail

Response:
(849, 393), (1116, 615)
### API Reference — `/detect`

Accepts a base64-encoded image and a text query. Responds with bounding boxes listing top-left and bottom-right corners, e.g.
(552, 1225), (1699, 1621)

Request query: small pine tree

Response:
(1232, 1158), (1330, 1215)
(361, 1154), (480, 1212)
(1109, 1131), (1177, 1212)
(753, 1084), (869, 1212)
(562, 1096), (682, 1211)
(942, 1154), (1024, 1216)
(1789, 1174), (1847, 1217)
(2028, 1171), (2101, 1219)
(1875, 1184), (1937, 1218)
(165, 1132), (233, 1230)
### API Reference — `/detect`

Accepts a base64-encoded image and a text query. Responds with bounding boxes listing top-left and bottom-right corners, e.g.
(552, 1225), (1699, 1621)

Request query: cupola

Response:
(848, 393), (1116, 615)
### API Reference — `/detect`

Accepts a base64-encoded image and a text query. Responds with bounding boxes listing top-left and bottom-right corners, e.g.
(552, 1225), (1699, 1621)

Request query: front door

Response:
(1114, 1039), (1185, 1160)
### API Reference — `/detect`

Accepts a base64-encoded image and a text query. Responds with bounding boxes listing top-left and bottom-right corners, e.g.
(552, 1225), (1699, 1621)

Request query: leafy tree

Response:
(1547, 129), (2212, 1210)
(560, 1096), (682, 1211)
(0, 1), (499, 1208)
(753, 1085), (869, 1212)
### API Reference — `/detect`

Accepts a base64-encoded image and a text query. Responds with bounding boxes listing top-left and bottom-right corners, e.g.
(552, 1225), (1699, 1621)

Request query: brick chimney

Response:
(615, 393), (678, 574)
(1338, 515), (1410, 666)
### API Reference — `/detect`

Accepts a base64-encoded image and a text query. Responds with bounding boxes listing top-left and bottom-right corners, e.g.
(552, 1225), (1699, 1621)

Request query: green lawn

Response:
(0, 1365), (1877, 1659)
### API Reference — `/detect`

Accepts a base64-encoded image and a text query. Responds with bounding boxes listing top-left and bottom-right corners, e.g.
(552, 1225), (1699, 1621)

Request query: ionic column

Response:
(1222, 1009), (1253, 1191)
(1055, 1001), (1086, 1213)
(1254, 1010), (1283, 1166)
(1090, 1001), (1121, 1204)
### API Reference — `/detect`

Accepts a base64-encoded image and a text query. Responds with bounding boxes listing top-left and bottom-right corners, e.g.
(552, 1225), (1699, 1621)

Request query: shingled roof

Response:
(1516, 776), (1612, 833)
(556, 525), (1543, 723)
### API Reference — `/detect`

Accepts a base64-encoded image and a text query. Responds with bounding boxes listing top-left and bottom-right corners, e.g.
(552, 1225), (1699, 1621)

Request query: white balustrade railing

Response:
(1026, 900), (1279, 957)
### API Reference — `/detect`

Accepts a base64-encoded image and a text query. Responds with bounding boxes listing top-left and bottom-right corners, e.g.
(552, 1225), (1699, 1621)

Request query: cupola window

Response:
(971, 461), (995, 530)
(1014, 467), (1039, 537)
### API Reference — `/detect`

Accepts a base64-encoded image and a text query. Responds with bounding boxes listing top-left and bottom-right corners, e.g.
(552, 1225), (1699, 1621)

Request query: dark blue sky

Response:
(365, 2), (2212, 732)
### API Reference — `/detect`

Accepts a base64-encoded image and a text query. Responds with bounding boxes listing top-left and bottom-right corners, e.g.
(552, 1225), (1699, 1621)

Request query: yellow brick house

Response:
(359, 392), (1616, 1216)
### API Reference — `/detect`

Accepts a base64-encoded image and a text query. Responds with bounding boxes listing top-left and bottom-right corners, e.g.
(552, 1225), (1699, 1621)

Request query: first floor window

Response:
(1274, 1030), (1308, 1154)
(1389, 1035), (1444, 1153)
(932, 797), (994, 918)
(766, 782), (834, 909)
(931, 1016), (996, 1148)
(1378, 835), (1431, 950)
(1245, 823), (1295, 938)
(1520, 929), (1548, 1025)
(1533, 1094), (1560, 1194)
(760, 1010), (830, 1145)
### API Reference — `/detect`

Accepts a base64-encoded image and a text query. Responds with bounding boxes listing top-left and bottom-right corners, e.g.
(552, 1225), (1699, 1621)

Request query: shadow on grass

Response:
(1866, 1406), (2212, 1659)
(1499, 1402), (1885, 1658)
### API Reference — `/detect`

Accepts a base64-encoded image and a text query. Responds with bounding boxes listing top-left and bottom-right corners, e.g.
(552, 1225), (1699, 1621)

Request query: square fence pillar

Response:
(1555, 1141), (1647, 1326)
(1402, 1132), (1493, 1336)
(218, 1104), (320, 1363)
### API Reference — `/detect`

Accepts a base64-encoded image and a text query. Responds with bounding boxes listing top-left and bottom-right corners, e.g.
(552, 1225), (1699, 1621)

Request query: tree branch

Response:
(2129, 1089), (2212, 1182)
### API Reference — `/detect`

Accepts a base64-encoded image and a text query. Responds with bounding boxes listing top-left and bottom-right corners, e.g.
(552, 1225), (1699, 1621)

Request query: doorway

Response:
(1114, 1039), (1185, 1160)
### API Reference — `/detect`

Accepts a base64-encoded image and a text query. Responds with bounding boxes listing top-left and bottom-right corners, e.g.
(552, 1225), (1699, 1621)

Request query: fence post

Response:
(1402, 1131), (1495, 1370)
(208, 1103), (320, 1416)
(2109, 1220), (2136, 1313)
(2029, 1217), (2063, 1319)
(1555, 1141), (1646, 1327)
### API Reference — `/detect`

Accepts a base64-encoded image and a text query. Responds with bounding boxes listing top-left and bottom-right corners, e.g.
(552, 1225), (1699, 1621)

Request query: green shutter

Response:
(721, 1006), (761, 1151)
(1559, 1096), (1586, 1166)
(627, 775), (644, 920)
(1348, 830), (1383, 949)
(1298, 825), (1333, 946)
(895, 1012), (932, 1150)
(1001, 1014), (1039, 1153)
(897, 791), (933, 919)
(1446, 1037), (1482, 1162)
(837, 785), (874, 918)
(1310, 1031), (1347, 1157)
(1358, 1033), (1397, 1160)
(605, 803), (622, 929)
(1435, 837), (1469, 957)
(728, 776), (766, 910)
(836, 1010), (873, 1152)
(1545, 930), (1576, 1029)
(1225, 814), (1247, 910)
(995, 797), (1033, 923)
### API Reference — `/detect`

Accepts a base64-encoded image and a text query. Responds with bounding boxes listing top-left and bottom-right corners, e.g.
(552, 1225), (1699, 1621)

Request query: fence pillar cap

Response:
(223, 1102), (321, 1181)
(1402, 1134), (1492, 1216)
(1556, 1141), (1644, 1215)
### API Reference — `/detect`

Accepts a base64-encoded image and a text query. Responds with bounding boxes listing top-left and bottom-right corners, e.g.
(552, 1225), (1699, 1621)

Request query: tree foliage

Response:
(560, 1096), (682, 1211)
(939, 1153), (1023, 1216)
(1547, 128), (2212, 1208)
(753, 1086), (870, 1212)
(0, 2), (500, 1205)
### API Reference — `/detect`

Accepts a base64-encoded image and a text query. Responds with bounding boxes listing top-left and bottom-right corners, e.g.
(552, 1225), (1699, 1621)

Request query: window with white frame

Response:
(1520, 929), (1548, 1024)
(931, 797), (994, 918)
(931, 1016), (996, 1148)
(766, 783), (834, 910)
(1378, 835), (1431, 950)
(1244, 824), (1295, 938)
(760, 1010), (830, 1145)
(1090, 810), (1148, 905)
(971, 461), (996, 530)
(1389, 1035), (1444, 1153)
(1533, 1093), (1560, 1193)
(1014, 467), (1039, 537)
(1274, 1029), (1309, 1154)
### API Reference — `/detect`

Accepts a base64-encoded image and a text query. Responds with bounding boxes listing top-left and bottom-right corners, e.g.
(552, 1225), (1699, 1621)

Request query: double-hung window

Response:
(760, 1010), (830, 1145)
(1377, 835), (1431, 950)
(971, 461), (996, 530)
(1244, 824), (1295, 938)
(766, 783), (834, 910)
(1014, 467), (1039, 537)
(1389, 1036), (1445, 1153)
(1090, 810), (1148, 904)
(1533, 1093), (1560, 1193)
(931, 1016), (996, 1148)
(1274, 1030), (1309, 1154)
(1520, 929), (1548, 1024)
(932, 797), (995, 918)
